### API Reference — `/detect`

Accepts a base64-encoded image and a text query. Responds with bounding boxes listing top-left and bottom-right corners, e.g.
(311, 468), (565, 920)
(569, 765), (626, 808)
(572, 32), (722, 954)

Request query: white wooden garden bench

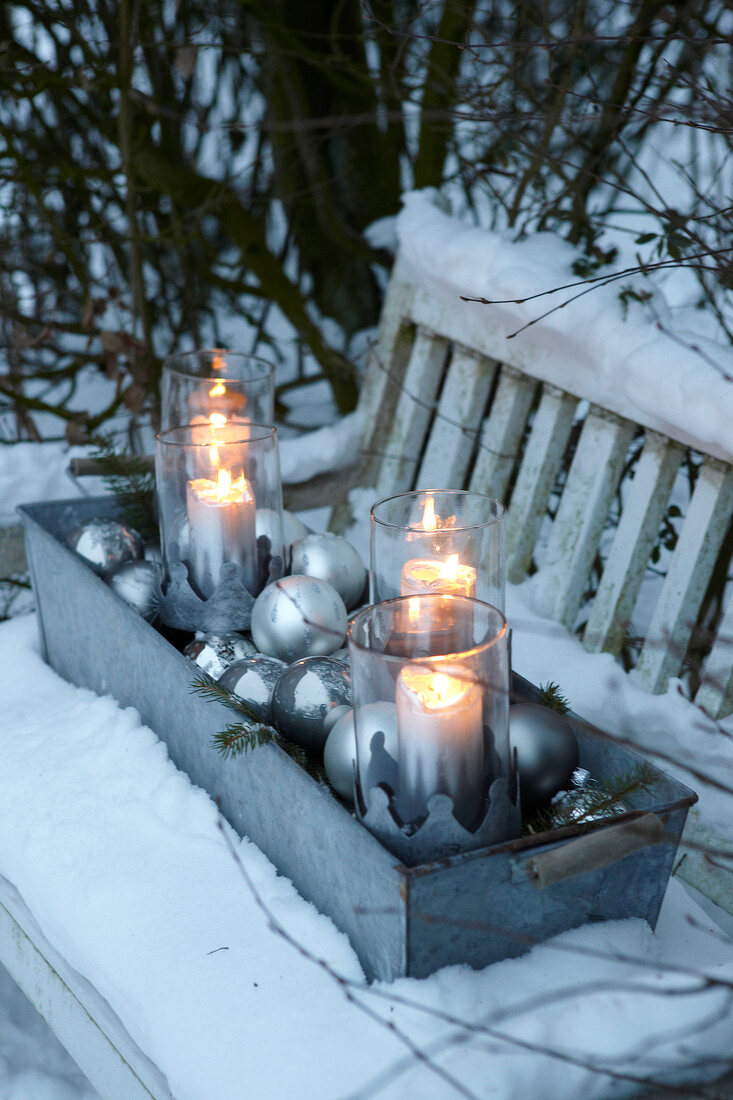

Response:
(333, 250), (733, 722)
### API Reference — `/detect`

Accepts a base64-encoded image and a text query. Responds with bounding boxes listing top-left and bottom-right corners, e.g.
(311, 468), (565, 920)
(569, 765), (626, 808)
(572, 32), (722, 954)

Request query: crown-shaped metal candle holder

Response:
(355, 728), (520, 865)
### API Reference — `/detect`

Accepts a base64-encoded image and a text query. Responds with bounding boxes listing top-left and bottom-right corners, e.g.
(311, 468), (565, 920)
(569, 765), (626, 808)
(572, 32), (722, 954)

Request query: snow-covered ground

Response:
(0, 606), (732, 1100)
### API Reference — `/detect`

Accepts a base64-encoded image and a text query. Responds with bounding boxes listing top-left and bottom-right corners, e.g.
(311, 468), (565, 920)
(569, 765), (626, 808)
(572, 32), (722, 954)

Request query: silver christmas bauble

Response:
(256, 508), (310, 549)
(66, 517), (144, 577)
(290, 533), (366, 610)
(106, 560), (162, 621)
(510, 703), (579, 809)
(218, 655), (287, 722)
(183, 632), (257, 678)
(250, 576), (347, 663)
(271, 656), (352, 753)
(323, 702), (398, 802)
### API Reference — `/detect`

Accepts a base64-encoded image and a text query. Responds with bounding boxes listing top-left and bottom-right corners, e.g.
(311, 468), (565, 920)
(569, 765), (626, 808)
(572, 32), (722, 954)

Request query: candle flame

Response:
(189, 466), (251, 505)
(209, 379), (227, 397)
(400, 666), (473, 709)
(439, 554), (459, 581)
(217, 467), (231, 499)
(422, 497), (437, 531)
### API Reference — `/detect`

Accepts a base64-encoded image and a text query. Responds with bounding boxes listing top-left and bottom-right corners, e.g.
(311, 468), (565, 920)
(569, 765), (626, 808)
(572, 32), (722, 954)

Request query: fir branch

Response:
(191, 675), (277, 759)
(212, 721), (275, 759)
(190, 673), (268, 726)
(524, 763), (657, 834)
(537, 681), (571, 713)
(90, 434), (157, 541)
(191, 674), (330, 781)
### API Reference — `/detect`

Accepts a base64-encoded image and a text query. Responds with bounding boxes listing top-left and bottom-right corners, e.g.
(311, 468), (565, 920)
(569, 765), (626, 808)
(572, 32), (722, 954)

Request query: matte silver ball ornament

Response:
(183, 632), (257, 678)
(290, 533), (366, 610)
(510, 703), (579, 809)
(323, 702), (399, 802)
(218, 655), (286, 722)
(106, 560), (162, 621)
(250, 576), (347, 663)
(271, 656), (352, 753)
(256, 508), (309, 549)
(66, 517), (144, 577)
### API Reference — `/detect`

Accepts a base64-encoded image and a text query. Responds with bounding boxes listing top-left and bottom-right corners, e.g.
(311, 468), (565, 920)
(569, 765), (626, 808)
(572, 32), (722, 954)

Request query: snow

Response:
(0, 443), (102, 520)
(0, 597), (732, 1099)
(395, 191), (733, 463)
(278, 411), (361, 485)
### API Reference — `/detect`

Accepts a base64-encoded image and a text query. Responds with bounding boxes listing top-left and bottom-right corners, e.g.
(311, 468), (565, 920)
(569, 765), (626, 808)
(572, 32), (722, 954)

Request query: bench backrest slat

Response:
(415, 346), (497, 490)
(583, 432), (683, 656)
(505, 384), (577, 584)
(530, 407), (636, 631)
(632, 459), (733, 695)
(468, 366), (536, 503)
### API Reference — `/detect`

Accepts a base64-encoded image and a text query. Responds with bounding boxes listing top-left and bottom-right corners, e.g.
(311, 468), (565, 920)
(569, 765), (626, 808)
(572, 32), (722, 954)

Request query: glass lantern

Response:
(370, 490), (505, 613)
(161, 348), (275, 431)
(155, 422), (283, 632)
(348, 595), (519, 863)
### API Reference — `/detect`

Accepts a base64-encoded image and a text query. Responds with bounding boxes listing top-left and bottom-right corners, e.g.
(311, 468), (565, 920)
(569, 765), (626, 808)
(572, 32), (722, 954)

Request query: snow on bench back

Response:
(348, 192), (733, 718)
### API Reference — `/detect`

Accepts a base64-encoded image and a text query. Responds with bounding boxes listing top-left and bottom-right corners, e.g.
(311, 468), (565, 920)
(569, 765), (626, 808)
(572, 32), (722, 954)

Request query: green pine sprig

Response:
(537, 681), (570, 713)
(523, 763), (656, 835)
(90, 434), (157, 542)
(191, 672), (265, 723)
(190, 674), (276, 758)
(212, 721), (275, 758)
(191, 673), (330, 784)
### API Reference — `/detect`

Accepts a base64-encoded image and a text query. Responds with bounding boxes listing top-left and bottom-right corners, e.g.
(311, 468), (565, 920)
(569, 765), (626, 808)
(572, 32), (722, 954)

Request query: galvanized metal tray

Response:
(18, 496), (697, 982)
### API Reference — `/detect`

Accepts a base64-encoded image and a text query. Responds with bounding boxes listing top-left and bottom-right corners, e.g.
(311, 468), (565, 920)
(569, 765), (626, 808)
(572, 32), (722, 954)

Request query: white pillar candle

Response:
(399, 555), (477, 651)
(396, 664), (484, 827)
(400, 554), (476, 599)
(186, 466), (257, 598)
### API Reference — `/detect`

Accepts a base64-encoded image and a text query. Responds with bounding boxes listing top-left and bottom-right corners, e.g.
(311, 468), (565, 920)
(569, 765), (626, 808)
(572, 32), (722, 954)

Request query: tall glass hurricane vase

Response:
(161, 349), (275, 431)
(348, 595), (519, 864)
(155, 422), (284, 633)
(370, 490), (505, 613)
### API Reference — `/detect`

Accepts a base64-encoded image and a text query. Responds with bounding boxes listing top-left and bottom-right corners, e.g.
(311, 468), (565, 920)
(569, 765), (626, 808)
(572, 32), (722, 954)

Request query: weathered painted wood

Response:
(0, 873), (173, 1100)
(349, 257), (417, 493)
(505, 385), (577, 585)
(633, 458), (733, 694)
(406, 270), (733, 466)
(532, 408), (635, 630)
(415, 346), (496, 490)
(468, 366), (537, 502)
(692, 591), (733, 719)
(373, 326), (450, 495)
(583, 432), (683, 655)
(0, 523), (27, 574)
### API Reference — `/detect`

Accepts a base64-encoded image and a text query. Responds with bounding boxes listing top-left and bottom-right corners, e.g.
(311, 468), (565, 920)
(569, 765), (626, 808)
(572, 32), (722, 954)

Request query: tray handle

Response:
(517, 813), (667, 890)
